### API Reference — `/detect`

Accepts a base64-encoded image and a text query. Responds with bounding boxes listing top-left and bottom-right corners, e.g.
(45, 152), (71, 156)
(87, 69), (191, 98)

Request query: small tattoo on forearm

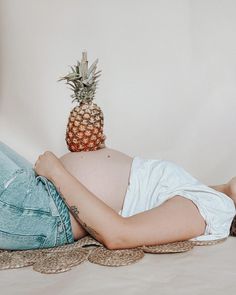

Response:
(70, 204), (101, 240)
(70, 205), (79, 215)
(69, 204), (101, 239)
(56, 186), (101, 240)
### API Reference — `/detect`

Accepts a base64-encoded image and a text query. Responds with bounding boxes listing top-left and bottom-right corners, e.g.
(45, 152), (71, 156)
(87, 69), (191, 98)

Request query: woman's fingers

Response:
(33, 151), (62, 182)
(34, 155), (41, 168)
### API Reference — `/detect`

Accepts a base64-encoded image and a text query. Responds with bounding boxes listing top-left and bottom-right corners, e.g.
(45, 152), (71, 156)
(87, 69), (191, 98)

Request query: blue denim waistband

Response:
(35, 175), (74, 244)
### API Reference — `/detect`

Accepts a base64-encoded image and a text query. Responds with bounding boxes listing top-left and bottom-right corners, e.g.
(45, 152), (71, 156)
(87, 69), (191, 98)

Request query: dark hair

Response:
(230, 215), (236, 236)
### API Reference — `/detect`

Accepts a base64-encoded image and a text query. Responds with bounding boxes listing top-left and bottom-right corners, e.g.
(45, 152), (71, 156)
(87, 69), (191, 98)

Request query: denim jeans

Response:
(0, 141), (74, 250)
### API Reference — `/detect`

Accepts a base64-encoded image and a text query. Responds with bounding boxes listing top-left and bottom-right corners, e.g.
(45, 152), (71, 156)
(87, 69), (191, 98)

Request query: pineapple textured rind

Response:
(65, 102), (106, 152)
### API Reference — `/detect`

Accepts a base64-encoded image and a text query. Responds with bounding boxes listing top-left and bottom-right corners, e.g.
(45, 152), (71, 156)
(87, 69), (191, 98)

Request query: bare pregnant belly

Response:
(59, 147), (134, 240)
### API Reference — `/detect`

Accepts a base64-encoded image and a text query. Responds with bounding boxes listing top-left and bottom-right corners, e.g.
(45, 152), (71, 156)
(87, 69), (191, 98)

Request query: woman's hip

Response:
(0, 167), (74, 250)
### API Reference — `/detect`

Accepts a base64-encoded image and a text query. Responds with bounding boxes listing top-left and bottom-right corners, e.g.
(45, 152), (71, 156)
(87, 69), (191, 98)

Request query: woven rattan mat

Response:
(0, 236), (227, 274)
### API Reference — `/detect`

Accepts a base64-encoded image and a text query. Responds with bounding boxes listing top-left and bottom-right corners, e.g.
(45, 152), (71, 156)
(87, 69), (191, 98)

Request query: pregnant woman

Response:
(0, 140), (235, 250)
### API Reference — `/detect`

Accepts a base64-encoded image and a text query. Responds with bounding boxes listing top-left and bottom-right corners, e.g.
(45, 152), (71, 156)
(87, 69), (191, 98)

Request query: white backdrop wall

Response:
(0, 0), (236, 185)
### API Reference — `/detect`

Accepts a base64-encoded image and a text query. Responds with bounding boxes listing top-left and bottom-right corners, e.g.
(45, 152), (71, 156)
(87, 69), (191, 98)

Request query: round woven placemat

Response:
(0, 250), (45, 269)
(88, 247), (144, 266)
(139, 240), (194, 254)
(38, 235), (103, 254)
(188, 237), (227, 246)
(0, 236), (101, 273)
(33, 249), (89, 274)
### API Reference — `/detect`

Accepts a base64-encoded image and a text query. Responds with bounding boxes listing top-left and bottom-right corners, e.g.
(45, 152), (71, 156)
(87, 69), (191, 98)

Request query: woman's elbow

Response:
(103, 217), (128, 250)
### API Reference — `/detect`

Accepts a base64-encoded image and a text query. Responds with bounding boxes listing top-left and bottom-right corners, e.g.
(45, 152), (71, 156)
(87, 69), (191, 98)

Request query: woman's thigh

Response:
(121, 195), (206, 249)
(0, 168), (48, 249)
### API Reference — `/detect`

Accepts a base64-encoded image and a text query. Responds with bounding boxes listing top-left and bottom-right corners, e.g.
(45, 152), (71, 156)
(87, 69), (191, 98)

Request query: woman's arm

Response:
(51, 167), (125, 248)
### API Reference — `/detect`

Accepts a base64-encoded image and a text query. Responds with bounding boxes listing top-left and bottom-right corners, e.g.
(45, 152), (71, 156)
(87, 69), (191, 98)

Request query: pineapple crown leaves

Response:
(58, 51), (102, 104)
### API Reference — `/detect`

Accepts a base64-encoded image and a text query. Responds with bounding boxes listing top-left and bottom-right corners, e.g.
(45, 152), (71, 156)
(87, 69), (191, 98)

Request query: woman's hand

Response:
(34, 151), (66, 183)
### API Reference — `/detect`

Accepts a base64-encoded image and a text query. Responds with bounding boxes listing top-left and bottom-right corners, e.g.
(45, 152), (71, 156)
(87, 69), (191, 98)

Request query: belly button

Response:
(107, 155), (111, 158)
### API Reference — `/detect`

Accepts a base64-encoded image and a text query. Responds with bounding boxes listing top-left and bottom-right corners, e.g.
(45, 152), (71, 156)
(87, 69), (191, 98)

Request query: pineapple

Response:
(58, 51), (106, 152)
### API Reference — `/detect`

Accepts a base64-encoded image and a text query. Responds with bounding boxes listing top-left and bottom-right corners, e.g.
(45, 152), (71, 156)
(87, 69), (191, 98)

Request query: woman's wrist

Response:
(50, 166), (69, 186)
